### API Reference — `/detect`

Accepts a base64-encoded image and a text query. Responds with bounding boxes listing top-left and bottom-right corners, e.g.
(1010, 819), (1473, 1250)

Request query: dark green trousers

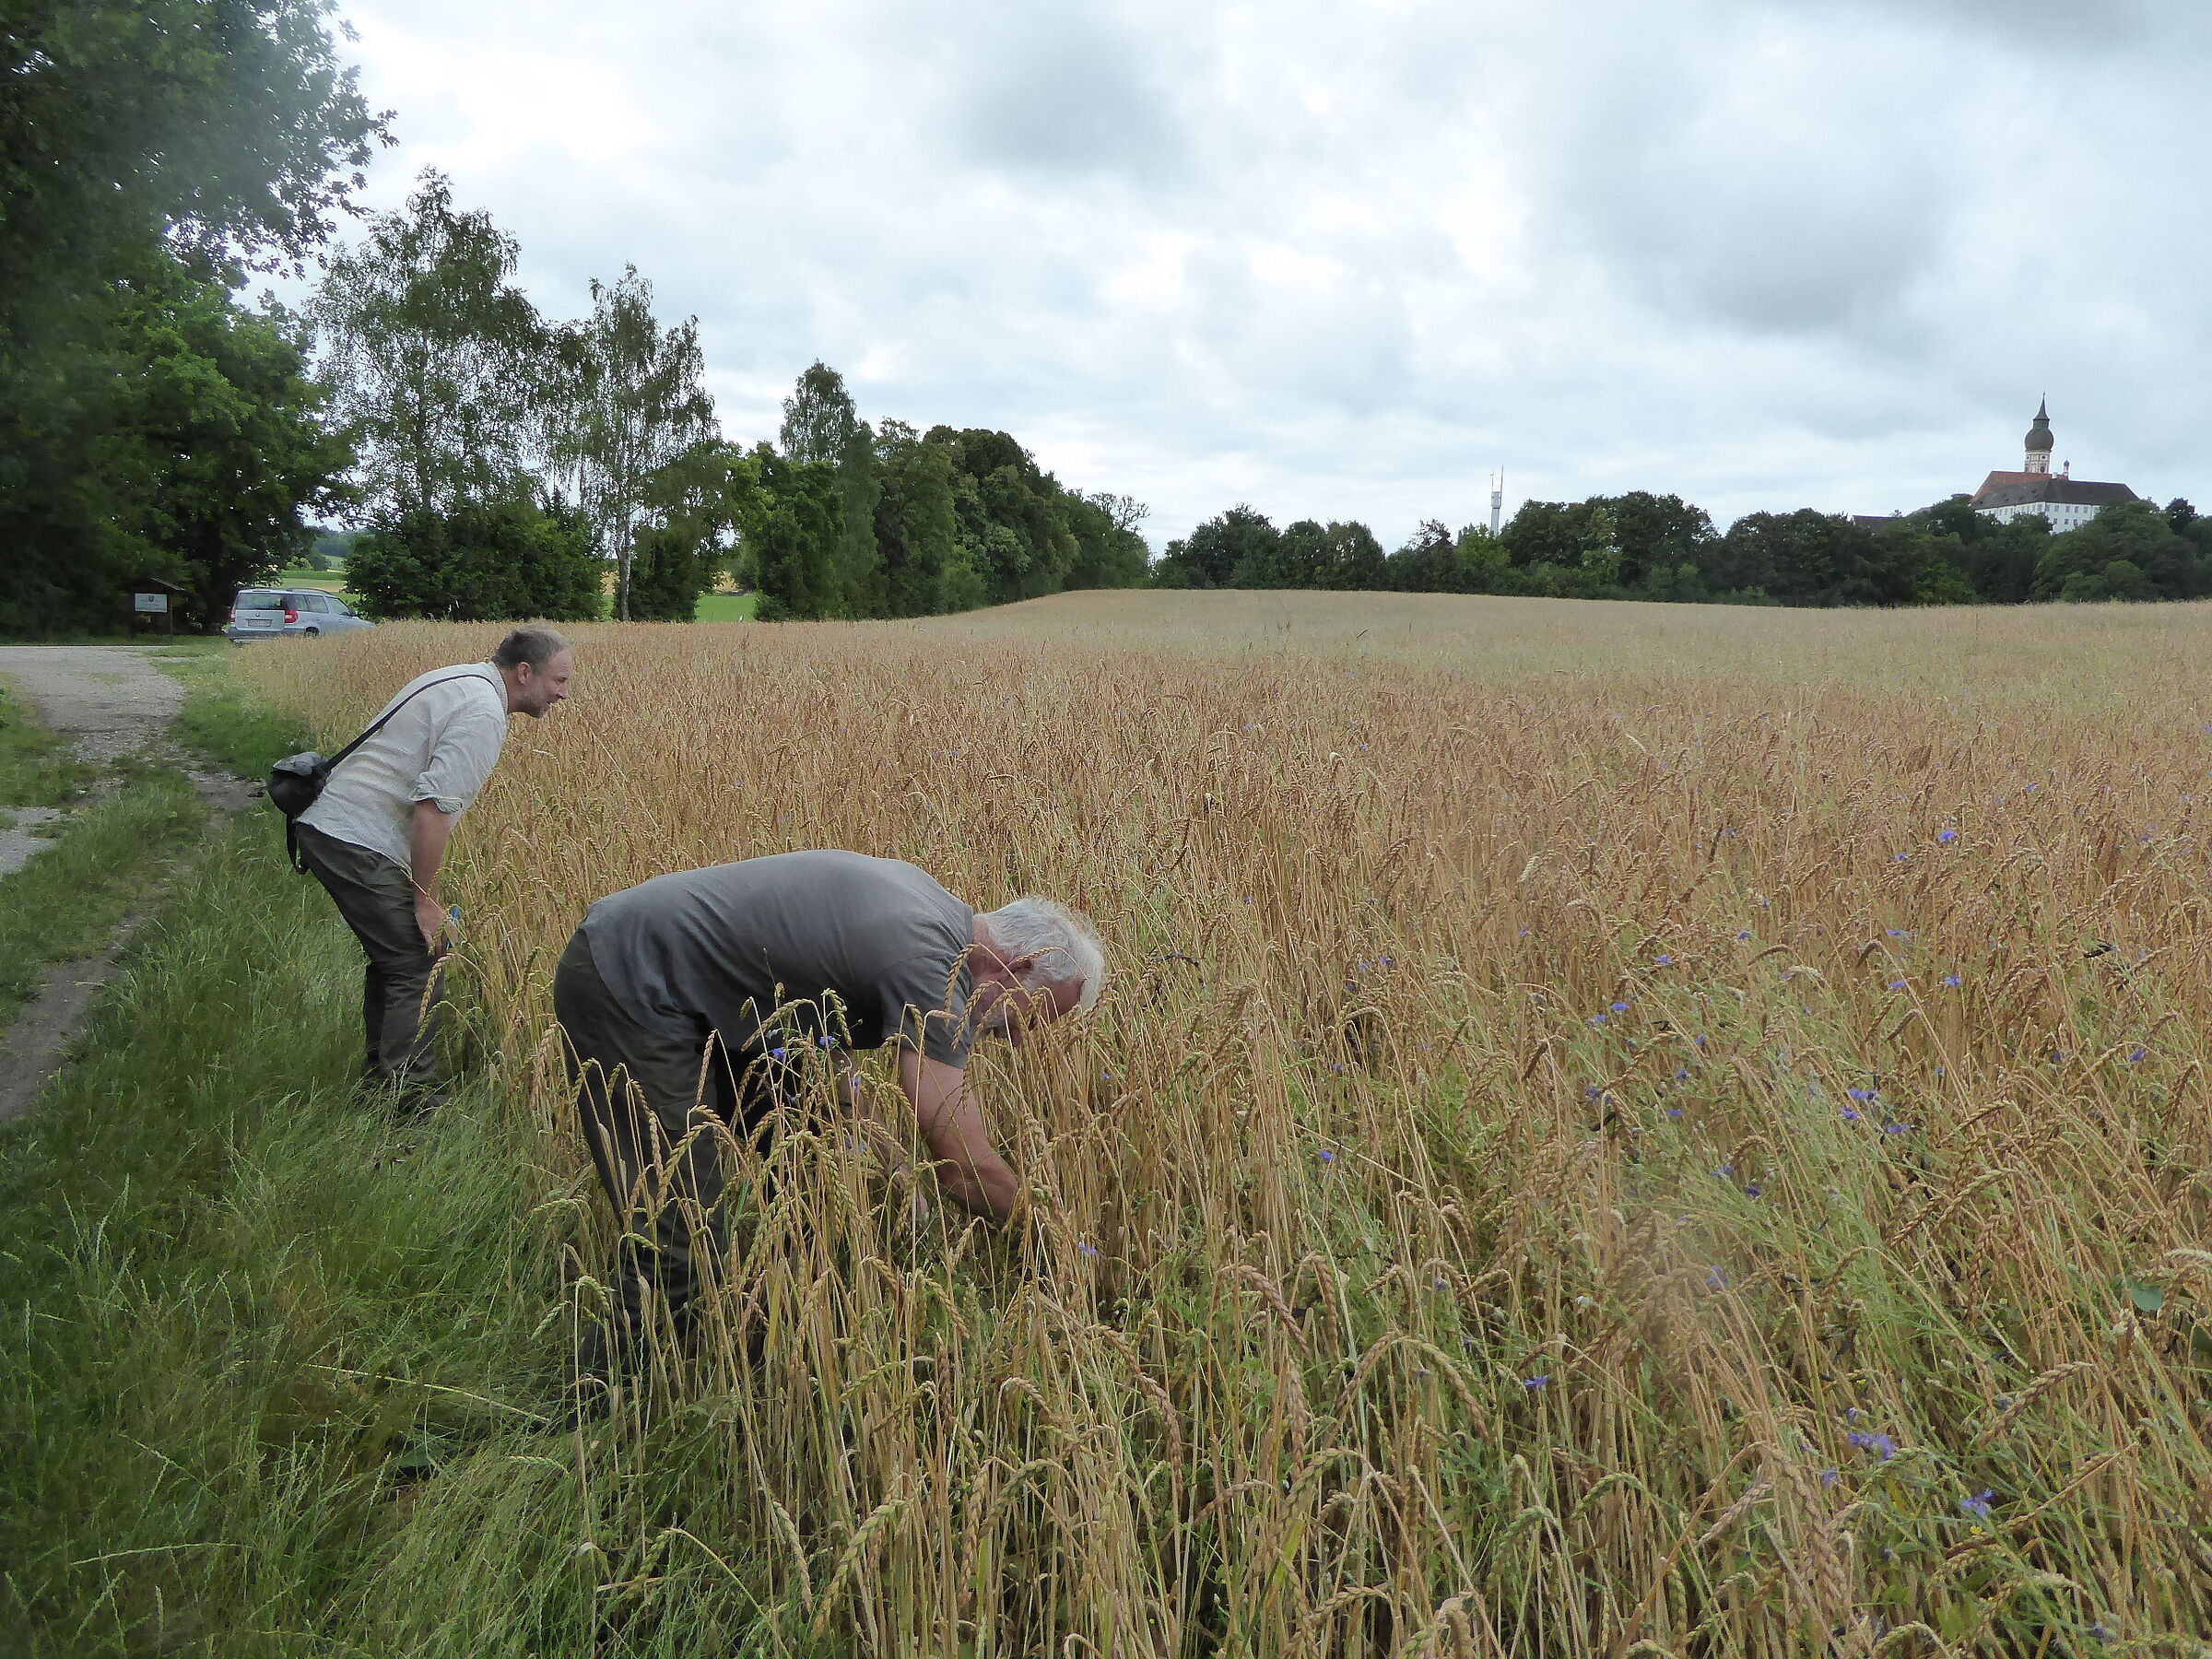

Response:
(295, 821), (443, 1088)
(554, 928), (788, 1332)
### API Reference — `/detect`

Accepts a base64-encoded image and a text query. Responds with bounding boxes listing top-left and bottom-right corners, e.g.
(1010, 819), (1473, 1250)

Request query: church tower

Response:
(2024, 397), (2053, 476)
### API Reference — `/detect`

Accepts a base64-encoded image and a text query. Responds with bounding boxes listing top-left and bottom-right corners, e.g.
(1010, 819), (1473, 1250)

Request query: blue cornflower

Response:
(1705, 1267), (1726, 1289)
(1745, 1184), (1762, 1198)
(1523, 1375), (1549, 1391)
(1847, 1087), (1873, 1100)
(1590, 1014), (1607, 1025)
(1937, 828), (1958, 843)
(1944, 972), (1963, 987)
(1078, 1241), (1100, 1258)
(1736, 929), (1752, 941)
(1611, 1002), (1630, 1013)
(770, 1046), (788, 1062)
(1892, 852), (1911, 863)
(1960, 1490), (1994, 1520)
(1886, 928), (1909, 938)
(1666, 1108), (1683, 1120)
(1318, 1148), (1336, 1164)
(1842, 1109), (1862, 1122)
(1715, 1163), (1734, 1178)
(1883, 1123), (1912, 1135)
(1888, 980), (1907, 991)
(2127, 1047), (2147, 1063)
(1655, 954), (1673, 966)
(1819, 1468), (1840, 1488)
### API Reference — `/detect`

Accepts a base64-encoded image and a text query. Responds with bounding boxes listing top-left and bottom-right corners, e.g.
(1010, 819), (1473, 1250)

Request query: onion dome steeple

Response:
(2024, 398), (2053, 474)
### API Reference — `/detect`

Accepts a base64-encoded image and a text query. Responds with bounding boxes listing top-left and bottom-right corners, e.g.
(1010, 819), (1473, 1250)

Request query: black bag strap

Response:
(324, 670), (497, 774)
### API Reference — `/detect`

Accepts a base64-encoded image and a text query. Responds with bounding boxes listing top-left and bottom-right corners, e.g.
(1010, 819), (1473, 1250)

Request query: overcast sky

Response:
(320, 0), (2211, 547)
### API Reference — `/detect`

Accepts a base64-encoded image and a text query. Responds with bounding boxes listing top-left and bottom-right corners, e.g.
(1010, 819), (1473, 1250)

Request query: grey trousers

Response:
(295, 822), (443, 1088)
(554, 929), (789, 1331)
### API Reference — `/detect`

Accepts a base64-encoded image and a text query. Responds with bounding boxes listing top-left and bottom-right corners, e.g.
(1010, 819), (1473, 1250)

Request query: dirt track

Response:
(0, 645), (256, 1122)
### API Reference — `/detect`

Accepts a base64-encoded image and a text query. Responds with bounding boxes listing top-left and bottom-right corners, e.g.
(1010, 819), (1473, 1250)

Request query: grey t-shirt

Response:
(580, 851), (977, 1067)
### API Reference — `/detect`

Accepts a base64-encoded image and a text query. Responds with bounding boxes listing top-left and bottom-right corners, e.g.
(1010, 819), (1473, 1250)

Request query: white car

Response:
(226, 587), (375, 642)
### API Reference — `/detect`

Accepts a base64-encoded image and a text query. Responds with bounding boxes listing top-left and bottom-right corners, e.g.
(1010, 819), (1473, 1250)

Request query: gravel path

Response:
(0, 644), (259, 1123)
(0, 645), (185, 765)
(0, 645), (194, 879)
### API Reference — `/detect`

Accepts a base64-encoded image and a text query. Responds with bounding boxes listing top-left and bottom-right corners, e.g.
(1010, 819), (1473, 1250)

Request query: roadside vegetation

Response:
(0, 676), (94, 806)
(0, 676), (203, 1024)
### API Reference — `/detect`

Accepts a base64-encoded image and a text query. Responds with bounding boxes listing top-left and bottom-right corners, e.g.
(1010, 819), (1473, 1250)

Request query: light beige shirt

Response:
(299, 663), (508, 868)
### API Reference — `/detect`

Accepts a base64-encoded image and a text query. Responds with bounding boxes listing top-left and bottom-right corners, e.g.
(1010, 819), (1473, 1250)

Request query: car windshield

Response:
(234, 592), (286, 610)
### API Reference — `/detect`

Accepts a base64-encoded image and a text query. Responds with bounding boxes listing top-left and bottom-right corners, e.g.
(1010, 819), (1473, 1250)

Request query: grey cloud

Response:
(319, 0), (2210, 546)
(914, 4), (1183, 179)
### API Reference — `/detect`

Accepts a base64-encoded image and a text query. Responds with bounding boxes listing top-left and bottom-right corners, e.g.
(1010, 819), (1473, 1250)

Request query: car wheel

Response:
(302, 627), (320, 637)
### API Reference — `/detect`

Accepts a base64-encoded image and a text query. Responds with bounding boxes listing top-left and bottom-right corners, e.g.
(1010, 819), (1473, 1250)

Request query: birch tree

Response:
(312, 171), (549, 521)
(548, 267), (717, 619)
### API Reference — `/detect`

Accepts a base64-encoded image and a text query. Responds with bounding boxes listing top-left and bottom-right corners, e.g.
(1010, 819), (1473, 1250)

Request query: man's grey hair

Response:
(978, 897), (1107, 1012)
(493, 625), (571, 671)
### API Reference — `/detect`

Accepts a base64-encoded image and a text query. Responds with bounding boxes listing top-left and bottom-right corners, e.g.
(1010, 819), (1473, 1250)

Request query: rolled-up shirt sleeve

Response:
(411, 700), (508, 815)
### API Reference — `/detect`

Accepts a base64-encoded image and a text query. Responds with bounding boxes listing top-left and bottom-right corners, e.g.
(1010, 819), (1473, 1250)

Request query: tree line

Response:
(1, 0), (382, 637)
(0, 2), (1146, 636)
(318, 173), (1149, 625)
(1155, 489), (2212, 607)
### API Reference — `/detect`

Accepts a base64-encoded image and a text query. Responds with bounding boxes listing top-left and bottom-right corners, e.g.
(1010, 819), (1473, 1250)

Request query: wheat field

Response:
(234, 591), (2212, 1657)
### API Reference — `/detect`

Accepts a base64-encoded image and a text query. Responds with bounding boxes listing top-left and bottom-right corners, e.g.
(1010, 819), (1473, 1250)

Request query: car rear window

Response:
(234, 592), (285, 610)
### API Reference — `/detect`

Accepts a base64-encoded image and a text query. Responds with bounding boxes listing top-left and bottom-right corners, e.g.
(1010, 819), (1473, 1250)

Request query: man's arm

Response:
(407, 798), (453, 952)
(896, 1047), (1020, 1222)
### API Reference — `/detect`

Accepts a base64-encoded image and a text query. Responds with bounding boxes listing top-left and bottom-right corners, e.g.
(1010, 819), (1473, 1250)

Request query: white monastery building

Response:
(1971, 401), (2138, 532)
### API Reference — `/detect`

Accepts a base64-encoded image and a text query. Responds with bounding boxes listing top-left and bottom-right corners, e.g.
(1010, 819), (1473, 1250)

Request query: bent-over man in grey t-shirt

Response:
(553, 850), (1105, 1381)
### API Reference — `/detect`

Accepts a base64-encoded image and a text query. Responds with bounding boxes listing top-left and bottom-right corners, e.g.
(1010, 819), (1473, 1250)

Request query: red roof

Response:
(1971, 470), (2043, 505)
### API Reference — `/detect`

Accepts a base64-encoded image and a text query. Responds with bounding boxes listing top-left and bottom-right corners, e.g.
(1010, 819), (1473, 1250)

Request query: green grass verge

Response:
(693, 591), (758, 622)
(0, 767), (205, 1021)
(0, 818), (602, 1657)
(0, 677), (94, 807)
(158, 650), (313, 778)
(0, 654), (785, 1656)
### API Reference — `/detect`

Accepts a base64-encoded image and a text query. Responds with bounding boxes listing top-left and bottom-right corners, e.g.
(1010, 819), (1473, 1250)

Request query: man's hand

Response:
(897, 1049), (1021, 1222)
(413, 891), (449, 956)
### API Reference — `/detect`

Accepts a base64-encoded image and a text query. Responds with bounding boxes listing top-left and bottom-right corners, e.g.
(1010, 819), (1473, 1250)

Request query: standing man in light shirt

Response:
(296, 625), (575, 1110)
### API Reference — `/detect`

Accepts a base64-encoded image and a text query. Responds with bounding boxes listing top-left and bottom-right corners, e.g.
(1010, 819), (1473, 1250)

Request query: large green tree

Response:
(627, 440), (754, 622)
(872, 420), (959, 618)
(314, 171), (552, 523)
(1157, 505), (1278, 589)
(344, 497), (601, 622)
(740, 447), (844, 620)
(547, 266), (717, 618)
(2, 0), (384, 634)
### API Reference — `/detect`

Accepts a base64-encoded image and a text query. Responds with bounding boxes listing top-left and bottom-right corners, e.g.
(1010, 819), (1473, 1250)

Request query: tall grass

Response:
(62, 594), (2212, 1654)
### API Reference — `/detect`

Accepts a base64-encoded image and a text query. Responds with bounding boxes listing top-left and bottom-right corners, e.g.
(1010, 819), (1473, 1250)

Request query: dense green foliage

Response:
(1, 0), (384, 635)
(344, 499), (604, 623)
(1161, 490), (2212, 608)
(302, 184), (1146, 624)
(741, 364), (1149, 620)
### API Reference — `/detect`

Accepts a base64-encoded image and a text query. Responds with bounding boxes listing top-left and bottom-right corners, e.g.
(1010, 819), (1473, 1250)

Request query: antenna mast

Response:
(1489, 471), (1504, 537)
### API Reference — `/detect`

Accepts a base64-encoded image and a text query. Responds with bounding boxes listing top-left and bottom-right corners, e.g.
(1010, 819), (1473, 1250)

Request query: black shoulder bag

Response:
(269, 673), (488, 873)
